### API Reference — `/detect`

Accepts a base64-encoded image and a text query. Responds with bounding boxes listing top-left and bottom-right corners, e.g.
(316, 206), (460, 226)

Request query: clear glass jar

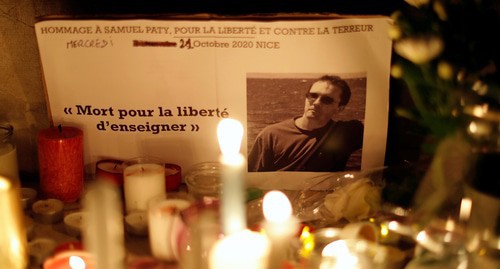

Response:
(460, 104), (500, 267)
(0, 122), (20, 184)
(184, 161), (222, 201)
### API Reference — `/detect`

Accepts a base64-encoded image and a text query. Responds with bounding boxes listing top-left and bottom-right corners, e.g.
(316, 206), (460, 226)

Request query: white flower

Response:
(323, 178), (382, 222)
(394, 35), (444, 64)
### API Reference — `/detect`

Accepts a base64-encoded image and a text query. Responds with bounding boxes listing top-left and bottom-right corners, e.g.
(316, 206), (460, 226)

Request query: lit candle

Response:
(217, 118), (246, 235)
(83, 180), (126, 269)
(38, 125), (84, 203)
(95, 159), (124, 186)
(209, 229), (270, 269)
(262, 190), (300, 269)
(148, 197), (192, 262)
(321, 240), (361, 269)
(0, 176), (28, 269)
(123, 157), (166, 213)
(43, 250), (95, 269)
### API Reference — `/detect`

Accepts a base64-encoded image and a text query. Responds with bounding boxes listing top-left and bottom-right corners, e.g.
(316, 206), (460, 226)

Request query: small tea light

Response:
(32, 198), (64, 224)
(21, 187), (37, 210)
(125, 211), (149, 236)
(64, 211), (88, 237)
(28, 237), (57, 267)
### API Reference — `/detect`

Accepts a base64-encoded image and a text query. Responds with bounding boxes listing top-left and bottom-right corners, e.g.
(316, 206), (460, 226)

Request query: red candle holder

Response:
(165, 163), (182, 192)
(38, 126), (83, 203)
(43, 250), (94, 269)
(95, 159), (124, 186)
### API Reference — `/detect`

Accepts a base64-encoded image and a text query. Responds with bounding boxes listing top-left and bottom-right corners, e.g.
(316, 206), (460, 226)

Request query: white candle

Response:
(148, 198), (191, 262)
(0, 143), (20, 184)
(83, 180), (126, 269)
(123, 157), (166, 213)
(262, 190), (299, 269)
(209, 229), (269, 269)
(217, 118), (246, 235)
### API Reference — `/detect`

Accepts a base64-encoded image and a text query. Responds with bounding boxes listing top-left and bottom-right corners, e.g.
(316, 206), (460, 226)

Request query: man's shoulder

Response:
(335, 119), (364, 128)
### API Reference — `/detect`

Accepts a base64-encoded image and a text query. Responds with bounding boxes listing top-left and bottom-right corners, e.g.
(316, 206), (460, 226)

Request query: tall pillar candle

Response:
(123, 157), (166, 213)
(83, 180), (125, 269)
(0, 176), (28, 269)
(0, 123), (20, 184)
(38, 125), (84, 203)
(217, 119), (246, 235)
(263, 190), (300, 269)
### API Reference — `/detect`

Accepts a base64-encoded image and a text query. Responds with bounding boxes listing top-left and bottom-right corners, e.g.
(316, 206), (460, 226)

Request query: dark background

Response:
(1, 0), (425, 186)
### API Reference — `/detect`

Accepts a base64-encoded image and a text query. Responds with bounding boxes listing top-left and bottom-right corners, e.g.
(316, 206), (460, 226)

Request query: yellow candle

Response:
(0, 176), (28, 269)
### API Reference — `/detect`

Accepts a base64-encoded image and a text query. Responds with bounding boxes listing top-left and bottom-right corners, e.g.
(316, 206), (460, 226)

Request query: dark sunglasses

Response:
(305, 92), (335, 105)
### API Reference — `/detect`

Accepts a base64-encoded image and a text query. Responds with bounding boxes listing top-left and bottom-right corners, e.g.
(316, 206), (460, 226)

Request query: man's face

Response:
(303, 80), (344, 123)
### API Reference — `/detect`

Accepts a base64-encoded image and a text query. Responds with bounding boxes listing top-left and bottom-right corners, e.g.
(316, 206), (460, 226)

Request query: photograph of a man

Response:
(247, 74), (365, 172)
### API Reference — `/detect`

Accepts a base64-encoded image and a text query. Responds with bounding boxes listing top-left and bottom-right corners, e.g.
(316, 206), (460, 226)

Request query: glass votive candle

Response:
(0, 122), (20, 184)
(165, 163), (182, 192)
(95, 159), (124, 186)
(184, 162), (222, 201)
(123, 157), (166, 213)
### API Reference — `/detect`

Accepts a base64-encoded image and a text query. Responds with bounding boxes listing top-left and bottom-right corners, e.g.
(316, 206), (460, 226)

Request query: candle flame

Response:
(69, 255), (86, 269)
(459, 197), (472, 221)
(299, 226), (315, 258)
(263, 190), (292, 223)
(217, 118), (244, 157)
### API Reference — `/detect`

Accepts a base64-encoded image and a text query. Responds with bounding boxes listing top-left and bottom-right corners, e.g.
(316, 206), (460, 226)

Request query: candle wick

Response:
(113, 163), (118, 170)
(57, 124), (62, 134)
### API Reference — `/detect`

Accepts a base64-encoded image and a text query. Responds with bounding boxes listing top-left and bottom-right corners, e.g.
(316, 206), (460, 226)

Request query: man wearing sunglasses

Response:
(248, 75), (364, 172)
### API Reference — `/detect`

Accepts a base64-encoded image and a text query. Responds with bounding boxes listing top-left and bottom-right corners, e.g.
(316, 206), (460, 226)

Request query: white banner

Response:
(35, 15), (392, 180)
